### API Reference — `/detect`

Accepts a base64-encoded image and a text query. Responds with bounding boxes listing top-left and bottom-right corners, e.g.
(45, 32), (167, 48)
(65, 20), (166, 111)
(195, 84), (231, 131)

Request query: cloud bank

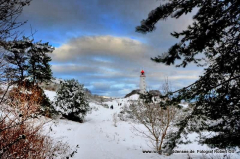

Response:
(51, 35), (203, 97)
(17, 0), (203, 97)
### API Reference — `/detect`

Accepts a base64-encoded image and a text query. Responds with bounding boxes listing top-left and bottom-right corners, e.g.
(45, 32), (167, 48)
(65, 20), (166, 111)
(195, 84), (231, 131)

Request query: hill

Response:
(124, 89), (161, 98)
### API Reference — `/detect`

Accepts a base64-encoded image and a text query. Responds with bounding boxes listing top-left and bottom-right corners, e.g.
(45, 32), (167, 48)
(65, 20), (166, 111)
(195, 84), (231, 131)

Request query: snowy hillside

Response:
(44, 91), (239, 159)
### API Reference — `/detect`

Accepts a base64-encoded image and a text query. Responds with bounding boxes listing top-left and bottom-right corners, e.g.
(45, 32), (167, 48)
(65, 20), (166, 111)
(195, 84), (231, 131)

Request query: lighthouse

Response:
(140, 70), (146, 94)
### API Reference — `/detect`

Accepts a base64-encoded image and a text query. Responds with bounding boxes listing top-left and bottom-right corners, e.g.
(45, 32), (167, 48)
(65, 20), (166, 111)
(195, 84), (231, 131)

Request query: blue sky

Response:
(18, 0), (204, 97)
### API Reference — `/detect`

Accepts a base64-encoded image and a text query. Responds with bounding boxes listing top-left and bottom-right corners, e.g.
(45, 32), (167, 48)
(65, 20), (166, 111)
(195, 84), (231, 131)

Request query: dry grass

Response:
(0, 87), (4, 95)
(0, 117), (70, 159)
(0, 82), (70, 158)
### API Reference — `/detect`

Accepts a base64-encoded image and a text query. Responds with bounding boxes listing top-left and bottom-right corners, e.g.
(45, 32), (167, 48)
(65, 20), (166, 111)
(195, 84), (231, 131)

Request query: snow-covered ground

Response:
(44, 91), (239, 159)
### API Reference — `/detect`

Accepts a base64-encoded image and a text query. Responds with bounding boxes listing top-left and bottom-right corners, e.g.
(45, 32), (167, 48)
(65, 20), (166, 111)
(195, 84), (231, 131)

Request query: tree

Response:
(131, 79), (180, 153)
(55, 79), (90, 122)
(0, 0), (32, 104)
(4, 37), (32, 82)
(3, 37), (54, 85)
(0, 0), (31, 42)
(0, 1), (71, 158)
(136, 0), (240, 153)
(27, 41), (54, 84)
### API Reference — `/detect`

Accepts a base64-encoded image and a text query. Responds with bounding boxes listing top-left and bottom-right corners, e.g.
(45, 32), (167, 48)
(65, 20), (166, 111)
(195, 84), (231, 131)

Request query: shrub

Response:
(8, 80), (58, 118)
(113, 113), (118, 127)
(102, 104), (109, 109)
(0, 83), (70, 158)
(0, 115), (70, 158)
(130, 79), (180, 153)
(0, 87), (4, 95)
(55, 79), (90, 122)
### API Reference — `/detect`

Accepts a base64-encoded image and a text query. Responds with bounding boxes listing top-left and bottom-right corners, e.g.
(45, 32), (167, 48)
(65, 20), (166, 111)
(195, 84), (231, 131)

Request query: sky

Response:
(18, 0), (204, 97)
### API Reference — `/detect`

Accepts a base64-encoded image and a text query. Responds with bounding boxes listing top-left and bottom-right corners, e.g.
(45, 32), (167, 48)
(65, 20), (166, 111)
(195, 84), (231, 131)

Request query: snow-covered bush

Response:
(113, 113), (118, 127)
(118, 113), (125, 121)
(55, 79), (90, 122)
(92, 106), (99, 111)
(131, 99), (179, 152)
(118, 104), (135, 122)
(130, 80), (181, 154)
(102, 104), (109, 109)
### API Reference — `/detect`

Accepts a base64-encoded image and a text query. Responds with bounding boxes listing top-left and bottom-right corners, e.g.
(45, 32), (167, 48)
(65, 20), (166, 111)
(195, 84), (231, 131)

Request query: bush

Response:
(0, 115), (70, 158)
(0, 87), (4, 95)
(0, 84), (70, 158)
(39, 82), (59, 92)
(102, 104), (109, 109)
(55, 79), (90, 122)
(9, 80), (58, 118)
(113, 113), (118, 127)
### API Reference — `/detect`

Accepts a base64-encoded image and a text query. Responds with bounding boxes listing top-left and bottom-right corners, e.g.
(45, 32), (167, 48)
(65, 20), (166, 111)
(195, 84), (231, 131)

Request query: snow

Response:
(127, 94), (139, 100)
(44, 90), (57, 101)
(42, 91), (240, 159)
(179, 103), (189, 108)
(102, 96), (112, 99)
(51, 78), (64, 84)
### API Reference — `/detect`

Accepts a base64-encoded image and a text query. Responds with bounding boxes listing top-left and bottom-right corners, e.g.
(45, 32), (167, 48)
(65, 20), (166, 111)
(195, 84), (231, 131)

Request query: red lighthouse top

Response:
(141, 70), (145, 75)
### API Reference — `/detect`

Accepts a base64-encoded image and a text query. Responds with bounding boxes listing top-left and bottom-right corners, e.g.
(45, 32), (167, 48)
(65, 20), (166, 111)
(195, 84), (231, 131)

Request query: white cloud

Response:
(52, 36), (149, 61)
(51, 35), (204, 96)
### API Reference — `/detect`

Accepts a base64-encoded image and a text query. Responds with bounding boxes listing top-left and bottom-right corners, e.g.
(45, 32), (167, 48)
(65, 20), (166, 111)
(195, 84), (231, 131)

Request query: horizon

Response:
(17, 0), (204, 97)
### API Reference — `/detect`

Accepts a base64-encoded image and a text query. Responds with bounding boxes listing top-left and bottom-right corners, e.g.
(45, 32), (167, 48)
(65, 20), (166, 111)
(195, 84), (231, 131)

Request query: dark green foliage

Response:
(139, 92), (154, 104)
(55, 79), (90, 122)
(125, 89), (140, 98)
(136, 0), (240, 152)
(39, 90), (58, 118)
(62, 112), (84, 123)
(4, 38), (32, 82)
(3, 37), (54, 84)
(27, 41), (54, 84)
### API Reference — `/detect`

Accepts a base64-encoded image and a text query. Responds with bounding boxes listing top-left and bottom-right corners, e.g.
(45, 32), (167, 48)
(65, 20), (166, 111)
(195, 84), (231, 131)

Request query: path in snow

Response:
(44, 91), (239, 159)
(49, 99), (161, 159)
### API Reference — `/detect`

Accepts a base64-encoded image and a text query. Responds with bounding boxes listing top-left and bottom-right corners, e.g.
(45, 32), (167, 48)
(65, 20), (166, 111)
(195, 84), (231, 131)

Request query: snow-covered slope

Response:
(44, 92), (239, 159)
(44, 90), (57, 101)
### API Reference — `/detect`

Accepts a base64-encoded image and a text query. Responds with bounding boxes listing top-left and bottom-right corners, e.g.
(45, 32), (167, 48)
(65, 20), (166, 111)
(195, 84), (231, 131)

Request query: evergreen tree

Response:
(4, 37), (32, 83)
(3, 37), (54, 85)
(136, 0), (240, 153)
(55, 79), (90, 122)
(27, 41), (54, 84)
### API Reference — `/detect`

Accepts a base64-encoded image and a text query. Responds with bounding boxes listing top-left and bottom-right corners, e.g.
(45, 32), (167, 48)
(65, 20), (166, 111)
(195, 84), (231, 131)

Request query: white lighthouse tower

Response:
(140, 70), (146, 94)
